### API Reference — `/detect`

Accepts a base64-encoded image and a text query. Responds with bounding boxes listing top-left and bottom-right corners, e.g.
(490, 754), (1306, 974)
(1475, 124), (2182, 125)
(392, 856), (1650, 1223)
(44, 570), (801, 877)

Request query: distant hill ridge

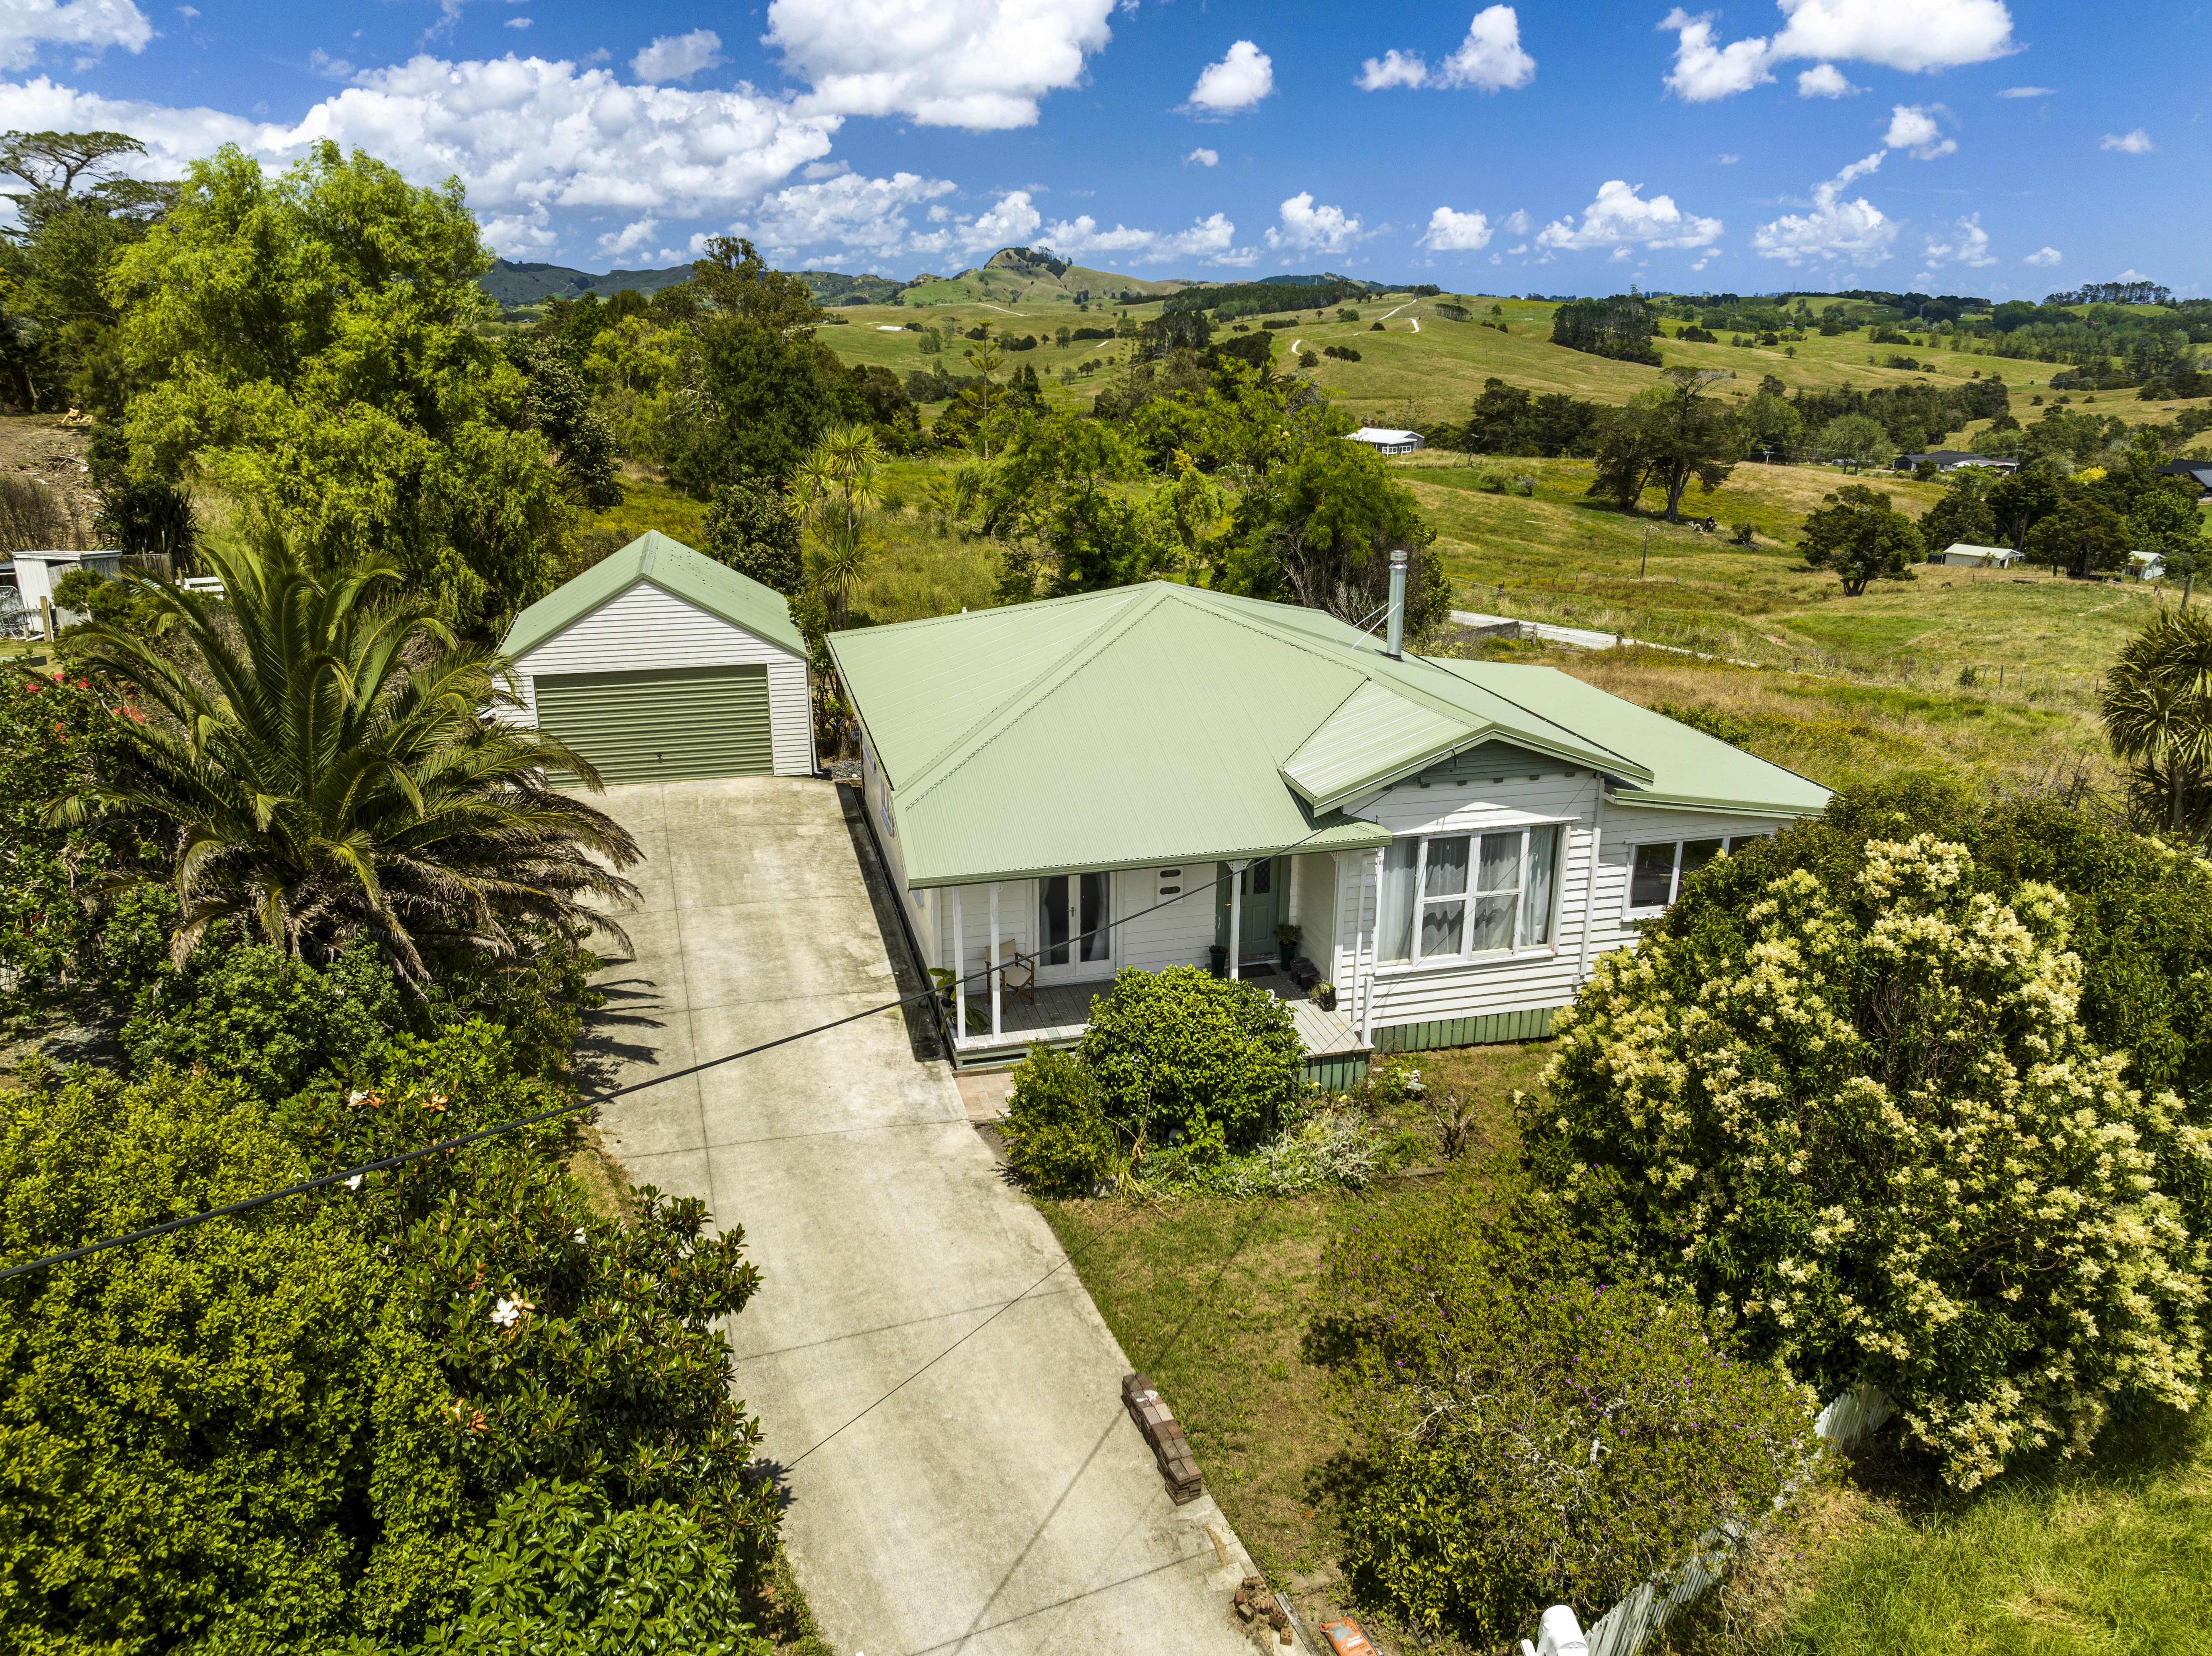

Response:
(478, 248), (1428, 310)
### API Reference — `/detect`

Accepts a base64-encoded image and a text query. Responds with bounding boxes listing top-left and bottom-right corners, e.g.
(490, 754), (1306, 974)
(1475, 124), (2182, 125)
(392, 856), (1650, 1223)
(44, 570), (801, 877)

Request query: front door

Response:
(1216, 857), (1290, 966)
(1037, 872), (1114, 984)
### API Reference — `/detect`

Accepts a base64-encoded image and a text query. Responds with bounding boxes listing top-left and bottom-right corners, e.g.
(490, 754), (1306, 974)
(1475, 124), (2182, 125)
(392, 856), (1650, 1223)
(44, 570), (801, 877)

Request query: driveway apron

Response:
(582, 778), (1262, 1656)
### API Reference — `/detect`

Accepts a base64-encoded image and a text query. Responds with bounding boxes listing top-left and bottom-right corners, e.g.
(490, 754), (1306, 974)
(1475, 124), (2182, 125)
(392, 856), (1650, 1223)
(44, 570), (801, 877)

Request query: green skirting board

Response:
(1373, 1006), (1558, 1052)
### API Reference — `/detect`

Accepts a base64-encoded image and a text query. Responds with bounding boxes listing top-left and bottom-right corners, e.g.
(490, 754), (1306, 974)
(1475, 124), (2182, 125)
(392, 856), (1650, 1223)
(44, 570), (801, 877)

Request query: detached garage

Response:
(501, 531), (815, 786)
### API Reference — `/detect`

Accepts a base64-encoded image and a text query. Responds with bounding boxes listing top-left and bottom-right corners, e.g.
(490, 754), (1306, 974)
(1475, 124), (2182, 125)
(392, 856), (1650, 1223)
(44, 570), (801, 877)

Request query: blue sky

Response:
(0, 0), (2199, 295)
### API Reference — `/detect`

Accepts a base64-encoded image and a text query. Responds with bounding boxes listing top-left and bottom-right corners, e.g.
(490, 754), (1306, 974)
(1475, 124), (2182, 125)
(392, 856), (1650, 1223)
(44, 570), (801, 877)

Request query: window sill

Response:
(1374, 949), (1560, 979)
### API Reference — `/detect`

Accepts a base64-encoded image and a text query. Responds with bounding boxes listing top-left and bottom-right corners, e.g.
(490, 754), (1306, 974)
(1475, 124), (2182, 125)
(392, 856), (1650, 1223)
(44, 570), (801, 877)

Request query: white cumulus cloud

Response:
(2100, 128), (2154, 153)
(1750, 150), (1898, 265)
(1921, 213), (1995, 268)
(1995, 84), (2052, 97)
(0, 57), (843, 254)
(1884, 103), (1956, 158)
(1046, 210), (1251, 266)
(631, 29), (722, 84)
(1184, 146), (1218, 167)
(1265, 191), (1362, 254)
(736, 170), (955, 258)
(1188, 40), (1274, 113)
(1358, 6), (1535, 93)
(0, 0), (149, 71)
(1419, 206), (1493, 250)
(1534, 179), (1722, 252)
(767, 0), (1116, 130)
(597, 216), (659, 257)
(1663, 0), (2016, 102)
(1796, 62), (1858, 97)
(2022, 245), (2061, 266)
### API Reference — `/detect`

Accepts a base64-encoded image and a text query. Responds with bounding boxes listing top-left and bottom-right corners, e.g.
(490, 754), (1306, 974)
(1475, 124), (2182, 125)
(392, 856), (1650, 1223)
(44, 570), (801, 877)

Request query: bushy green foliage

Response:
(1317, 1191), (1814, 1638)
(702, 474), (803, 595)
(422, 1480), (768, 1655)
(121, 935), (403, 1099)
(0, 999), (777, 1650)
(1539, 825), (2209, 1489)
(0, 671), (163, 1024)
(1077, 965), (1302, 1148)
(999, 1046), (1120, 1196)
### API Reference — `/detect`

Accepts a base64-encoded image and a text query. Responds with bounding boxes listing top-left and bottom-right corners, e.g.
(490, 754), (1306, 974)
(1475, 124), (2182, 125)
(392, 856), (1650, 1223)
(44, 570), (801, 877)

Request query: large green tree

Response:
(1586, 368), (1737, 521)
(1917, 467), (1999, 551)
(0, 129), (171, 413)
(107, 142), (574, 635)
(1218, 429), (1448, 630)
(53, 531), (639, 982)
(1800, 483), (1924, 595)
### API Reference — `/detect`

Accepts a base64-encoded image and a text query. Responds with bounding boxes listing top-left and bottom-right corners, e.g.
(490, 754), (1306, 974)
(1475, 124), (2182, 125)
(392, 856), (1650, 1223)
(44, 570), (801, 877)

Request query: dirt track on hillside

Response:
(0, 414), (98, 539)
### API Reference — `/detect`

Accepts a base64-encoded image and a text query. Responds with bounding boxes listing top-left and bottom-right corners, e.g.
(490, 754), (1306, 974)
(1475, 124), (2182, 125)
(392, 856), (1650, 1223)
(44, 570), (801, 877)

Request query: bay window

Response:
(1379, 825), (1561, 964)
(1625, 833), (1769, 916)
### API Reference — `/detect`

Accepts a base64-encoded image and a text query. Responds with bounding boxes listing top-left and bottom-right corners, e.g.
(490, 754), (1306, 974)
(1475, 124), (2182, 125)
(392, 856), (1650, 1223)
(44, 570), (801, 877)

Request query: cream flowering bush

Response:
(1538, 833), (2209, 1489)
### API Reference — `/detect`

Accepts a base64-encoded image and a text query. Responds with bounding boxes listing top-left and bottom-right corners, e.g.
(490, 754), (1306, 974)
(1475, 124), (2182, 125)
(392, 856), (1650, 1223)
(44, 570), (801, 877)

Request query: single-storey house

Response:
(500, 531), (816, 785)
(1350, 427), (1425, 456)
(1936, 542), (2025, 569)
(1894, 450), (2016, 475)
(2128, 549), (2168, 581)
(2159, 461), (2212, 499)
(829, 581), (1829, 1069)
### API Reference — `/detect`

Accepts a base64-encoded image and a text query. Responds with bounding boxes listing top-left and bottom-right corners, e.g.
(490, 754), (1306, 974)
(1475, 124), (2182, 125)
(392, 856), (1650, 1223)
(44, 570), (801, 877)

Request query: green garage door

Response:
(535, 664), (773, 786)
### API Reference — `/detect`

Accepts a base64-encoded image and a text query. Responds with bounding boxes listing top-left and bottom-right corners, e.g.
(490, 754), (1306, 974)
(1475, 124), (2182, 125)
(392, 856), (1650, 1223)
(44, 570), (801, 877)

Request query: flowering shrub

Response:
(1539, 833), (2209, 1489)
(1078, 966), (1303, 1147)
(1316, 1192), (1814, 1639)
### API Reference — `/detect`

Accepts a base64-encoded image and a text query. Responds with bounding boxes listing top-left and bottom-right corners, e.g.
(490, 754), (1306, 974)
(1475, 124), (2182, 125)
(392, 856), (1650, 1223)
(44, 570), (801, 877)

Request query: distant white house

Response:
(1936, 543), (2024, 569)
(1350, 427), (1425, 456)
(2128, 550), (2168, 581)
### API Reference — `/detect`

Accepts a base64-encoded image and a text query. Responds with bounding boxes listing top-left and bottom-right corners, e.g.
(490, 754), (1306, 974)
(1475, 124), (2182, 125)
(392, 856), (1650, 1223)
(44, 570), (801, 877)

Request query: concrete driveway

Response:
(581, 778), (1265, 1656)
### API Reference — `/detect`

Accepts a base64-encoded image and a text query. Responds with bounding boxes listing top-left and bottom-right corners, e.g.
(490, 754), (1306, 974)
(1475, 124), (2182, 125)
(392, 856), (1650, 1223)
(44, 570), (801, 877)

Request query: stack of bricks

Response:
(1120, 1372), (1202, 1504)
(1232, 1577), (1293, 1646)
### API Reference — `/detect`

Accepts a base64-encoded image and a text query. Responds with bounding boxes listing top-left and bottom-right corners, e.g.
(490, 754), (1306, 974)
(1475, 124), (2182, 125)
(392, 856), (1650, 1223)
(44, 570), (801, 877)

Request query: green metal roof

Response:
(500, 531), (806, 662)
(828, 582), (1827, 888)
(1432, 659), (1832, 818)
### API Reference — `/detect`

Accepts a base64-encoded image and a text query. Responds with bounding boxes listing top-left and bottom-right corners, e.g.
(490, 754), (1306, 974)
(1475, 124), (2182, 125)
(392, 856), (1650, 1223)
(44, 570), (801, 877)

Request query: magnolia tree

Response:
(1538, 835), (2208, 1489)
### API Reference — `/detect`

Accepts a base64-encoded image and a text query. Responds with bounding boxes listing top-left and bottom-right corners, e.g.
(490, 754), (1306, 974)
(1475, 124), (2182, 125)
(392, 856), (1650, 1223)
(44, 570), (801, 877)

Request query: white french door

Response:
(1036, 872), (1113, 984)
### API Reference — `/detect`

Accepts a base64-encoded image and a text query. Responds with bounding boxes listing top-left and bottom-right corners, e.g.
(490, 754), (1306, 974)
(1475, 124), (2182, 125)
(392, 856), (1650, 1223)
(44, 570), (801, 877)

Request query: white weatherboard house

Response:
(829, 578), (1829, 1072)
(1936, 542), (2025, 570)
(500, 532), (815, 786)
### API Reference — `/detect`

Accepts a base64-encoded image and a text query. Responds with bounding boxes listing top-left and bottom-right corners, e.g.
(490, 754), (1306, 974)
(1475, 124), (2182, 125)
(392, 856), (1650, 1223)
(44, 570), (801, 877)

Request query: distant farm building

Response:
(1350, 428), (1425, 456)
(1895, 450), (2018, 474)
(1936, 543), (2025, 569)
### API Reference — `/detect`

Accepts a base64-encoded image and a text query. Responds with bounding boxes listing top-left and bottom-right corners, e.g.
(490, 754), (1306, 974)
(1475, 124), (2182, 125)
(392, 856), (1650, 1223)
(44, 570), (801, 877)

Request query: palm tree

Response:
(786, 424), (883, 630)
(48, 530), (640, 980)
(2102, 607), (2212, 837)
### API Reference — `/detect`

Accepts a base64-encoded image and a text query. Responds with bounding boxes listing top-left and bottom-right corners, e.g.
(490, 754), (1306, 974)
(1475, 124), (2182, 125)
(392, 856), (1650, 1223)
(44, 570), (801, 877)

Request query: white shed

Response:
(500, 531), (816, 786)
(0, 549), (123, 633)
(1936, 542), (2024, 569)
(1349, 427), (1426, 456)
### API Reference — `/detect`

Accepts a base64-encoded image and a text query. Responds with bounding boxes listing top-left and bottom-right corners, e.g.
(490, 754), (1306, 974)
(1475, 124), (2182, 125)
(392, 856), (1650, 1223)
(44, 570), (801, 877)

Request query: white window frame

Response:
(1620, 832), (1770, 919)
(1385, 822), (1568, 969)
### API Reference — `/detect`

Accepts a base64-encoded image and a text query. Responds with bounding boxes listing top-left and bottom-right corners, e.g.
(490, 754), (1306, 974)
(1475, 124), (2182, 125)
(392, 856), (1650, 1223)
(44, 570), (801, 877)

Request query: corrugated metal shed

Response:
(501, 531), (806, 659)
(829, 583), (1826, 888)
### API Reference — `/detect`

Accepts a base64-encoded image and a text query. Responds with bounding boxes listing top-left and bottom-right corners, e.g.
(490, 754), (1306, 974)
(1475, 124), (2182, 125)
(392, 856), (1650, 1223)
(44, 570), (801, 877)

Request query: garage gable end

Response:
(501, 531), (806, 662)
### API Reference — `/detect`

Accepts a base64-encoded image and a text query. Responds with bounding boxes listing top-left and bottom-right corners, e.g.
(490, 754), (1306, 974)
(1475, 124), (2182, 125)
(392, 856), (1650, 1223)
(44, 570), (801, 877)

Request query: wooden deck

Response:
(949, 963), (1368, 1068)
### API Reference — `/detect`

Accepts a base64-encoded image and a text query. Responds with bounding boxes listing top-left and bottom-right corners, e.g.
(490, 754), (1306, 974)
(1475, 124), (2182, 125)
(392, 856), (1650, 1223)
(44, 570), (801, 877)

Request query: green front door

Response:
(535, 664), (772, 786)
(1215, 856), (1289, 965)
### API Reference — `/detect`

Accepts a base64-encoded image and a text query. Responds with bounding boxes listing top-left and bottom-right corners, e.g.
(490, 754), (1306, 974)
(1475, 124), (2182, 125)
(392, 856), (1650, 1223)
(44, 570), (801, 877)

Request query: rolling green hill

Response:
(479, 258), (693, 306)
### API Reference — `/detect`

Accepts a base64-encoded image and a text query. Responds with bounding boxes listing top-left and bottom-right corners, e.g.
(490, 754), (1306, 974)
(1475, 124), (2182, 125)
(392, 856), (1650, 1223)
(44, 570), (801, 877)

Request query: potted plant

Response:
(1311, 980), (1336, 1012)
(1207, 943), (1228, 979)
(1273, 922), (1302, 969)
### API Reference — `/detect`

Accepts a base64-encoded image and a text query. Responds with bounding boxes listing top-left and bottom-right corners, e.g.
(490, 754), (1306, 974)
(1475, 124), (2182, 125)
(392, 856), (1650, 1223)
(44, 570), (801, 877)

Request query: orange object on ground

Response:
(1321, 1618), (1379, 1656)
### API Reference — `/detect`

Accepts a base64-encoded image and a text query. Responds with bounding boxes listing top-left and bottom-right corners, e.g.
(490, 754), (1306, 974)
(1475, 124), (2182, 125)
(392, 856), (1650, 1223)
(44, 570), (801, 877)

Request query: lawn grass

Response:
(1664, 1406), (2212, 1656)
(1036, 1041), (1551, 1644)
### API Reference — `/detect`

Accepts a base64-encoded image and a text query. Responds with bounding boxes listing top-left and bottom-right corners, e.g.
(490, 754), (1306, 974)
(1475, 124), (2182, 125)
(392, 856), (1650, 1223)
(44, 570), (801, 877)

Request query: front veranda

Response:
(923, 853), (1370, 1081)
